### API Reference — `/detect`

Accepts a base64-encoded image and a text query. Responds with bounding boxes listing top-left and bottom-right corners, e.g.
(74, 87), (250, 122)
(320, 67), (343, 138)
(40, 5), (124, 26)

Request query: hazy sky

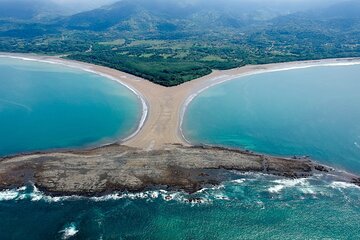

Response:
(0, 0), (349, 7)
(0, 0), (351, 15)
(50, 0), (347, 6)
(52, 0), (116, 5)
(51, 0), (118, 11)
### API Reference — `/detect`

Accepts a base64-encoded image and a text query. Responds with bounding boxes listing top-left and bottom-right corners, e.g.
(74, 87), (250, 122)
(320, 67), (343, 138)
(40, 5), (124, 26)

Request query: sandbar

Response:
(1, 53), (359, 150)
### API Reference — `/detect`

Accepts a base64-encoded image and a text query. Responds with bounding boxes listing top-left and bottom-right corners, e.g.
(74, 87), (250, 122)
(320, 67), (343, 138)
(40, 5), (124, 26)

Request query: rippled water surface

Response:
(1, 174), (360, 239)
(1, 62), (360, 239)
(183, 64), (360, 173)
(0, 57), (142, 156)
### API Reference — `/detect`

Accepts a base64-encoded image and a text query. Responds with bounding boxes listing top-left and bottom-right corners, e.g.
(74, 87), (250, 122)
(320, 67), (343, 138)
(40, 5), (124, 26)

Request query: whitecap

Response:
(330, 181), (360, 190)
(183, 197), (211, 205)
(268, 178), (309, 194)
(268, 185), (286, 194)
(0, 186), (82, 202)
(298, 186), (315, 195)
(195, 184), (225, 194)
(91, 190), (162, 202)
(213, 193), (230, 201)
(230, 178), (247, 184)
(162, 192), (184, 202)
(29, 186), (44, 201)
(59, 223), (78, 240)
(0, 189), (20, 201)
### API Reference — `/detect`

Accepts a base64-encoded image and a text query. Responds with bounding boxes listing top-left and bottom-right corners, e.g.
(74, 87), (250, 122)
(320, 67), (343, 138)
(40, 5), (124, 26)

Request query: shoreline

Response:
(178, 57), (360, 145)
(0, 53), (149, 146)
(1, 53), (360, 151)
(1, 53), (360, 196)
(1, 143), (359, 197)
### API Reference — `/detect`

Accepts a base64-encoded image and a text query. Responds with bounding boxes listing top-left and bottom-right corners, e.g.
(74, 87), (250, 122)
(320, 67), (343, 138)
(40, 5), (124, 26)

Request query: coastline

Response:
(178, 58), (360, 145)
(0, 53), (149, 146)
(1, 53), (360, 196)
(1, 143), (359, 197)
(1, 53), (360, 150)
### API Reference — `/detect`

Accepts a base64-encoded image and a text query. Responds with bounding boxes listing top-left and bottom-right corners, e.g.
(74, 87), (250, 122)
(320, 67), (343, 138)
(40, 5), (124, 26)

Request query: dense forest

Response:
(0, 0), (359, 86)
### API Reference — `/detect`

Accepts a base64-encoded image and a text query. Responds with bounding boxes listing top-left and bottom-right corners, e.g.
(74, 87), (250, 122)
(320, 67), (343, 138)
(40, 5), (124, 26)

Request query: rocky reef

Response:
(0, 144), (358, 196)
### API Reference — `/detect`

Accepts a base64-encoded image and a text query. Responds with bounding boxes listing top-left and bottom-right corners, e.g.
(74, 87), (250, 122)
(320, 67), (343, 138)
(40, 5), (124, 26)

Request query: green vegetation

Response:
(99, 39), (126, 46)
(69, 50), (213, 86)
(0, 0), (359, 86)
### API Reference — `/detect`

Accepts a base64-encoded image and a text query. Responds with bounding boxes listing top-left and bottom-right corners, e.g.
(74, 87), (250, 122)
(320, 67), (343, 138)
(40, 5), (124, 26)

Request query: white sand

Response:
(1, 53), (360, 150)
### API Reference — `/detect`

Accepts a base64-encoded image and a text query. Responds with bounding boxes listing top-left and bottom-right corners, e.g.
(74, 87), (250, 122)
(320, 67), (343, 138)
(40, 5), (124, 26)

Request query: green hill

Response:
(0, 0), (359, 86)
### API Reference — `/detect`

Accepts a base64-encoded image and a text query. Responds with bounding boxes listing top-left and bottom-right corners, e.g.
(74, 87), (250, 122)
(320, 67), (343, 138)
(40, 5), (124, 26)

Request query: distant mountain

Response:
(1, 0), (359, 86)
(271, 0), (360, 31)
(62, 0), (360, 34)
(0, 0), (119, 20)
(0, 0), (57, 20)
(319, 0), (360, 19)
(62, 0), (291, 32)
(65, 1), (144, 31)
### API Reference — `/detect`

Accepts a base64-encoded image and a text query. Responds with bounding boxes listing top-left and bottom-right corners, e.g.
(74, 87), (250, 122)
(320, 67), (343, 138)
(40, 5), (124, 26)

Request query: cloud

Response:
(47, 0), (118, 12)
(51, 0), (117, 6)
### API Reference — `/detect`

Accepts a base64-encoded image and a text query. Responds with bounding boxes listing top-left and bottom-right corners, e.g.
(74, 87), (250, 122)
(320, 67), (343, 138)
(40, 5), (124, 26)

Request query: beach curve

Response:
(0, 54), (149, 146)
(1, 53), (360, 150)
(178, 59), (360, 145)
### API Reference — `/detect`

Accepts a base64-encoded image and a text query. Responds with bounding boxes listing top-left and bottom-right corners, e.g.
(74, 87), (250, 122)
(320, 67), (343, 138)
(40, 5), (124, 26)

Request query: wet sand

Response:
(1, 53), (360, 195)
(1, 53), (360, 150)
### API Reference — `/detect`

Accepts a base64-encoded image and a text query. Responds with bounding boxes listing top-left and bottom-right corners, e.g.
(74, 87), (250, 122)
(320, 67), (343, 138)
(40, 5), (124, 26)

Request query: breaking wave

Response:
(330, 181), (360, 190)
(268, 178), (312, 194)
(1, 176), (359, 205)
(59, 223), (78, 240)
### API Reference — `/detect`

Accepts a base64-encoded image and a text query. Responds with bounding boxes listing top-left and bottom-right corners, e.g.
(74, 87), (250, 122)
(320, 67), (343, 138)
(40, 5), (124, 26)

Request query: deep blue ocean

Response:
(1, 58), (360, 239)
(1, 175), (359, 239)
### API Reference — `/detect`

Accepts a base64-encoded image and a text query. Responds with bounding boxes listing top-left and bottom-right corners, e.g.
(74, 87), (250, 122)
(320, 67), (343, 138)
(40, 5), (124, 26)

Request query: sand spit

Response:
(1, 54), (360, 195)
(1, 53), (360, 150)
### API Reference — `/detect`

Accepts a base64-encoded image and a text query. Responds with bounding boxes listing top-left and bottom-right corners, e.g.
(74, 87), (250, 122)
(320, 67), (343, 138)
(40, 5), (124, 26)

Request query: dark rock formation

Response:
(0, 144), (356, 196)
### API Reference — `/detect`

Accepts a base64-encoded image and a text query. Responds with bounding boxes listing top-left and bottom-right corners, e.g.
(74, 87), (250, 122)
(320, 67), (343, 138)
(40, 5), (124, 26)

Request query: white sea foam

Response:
(267, 178), (360, 195)
(86, 70), (148, 142)
(0, 189), (20, 201)
(0, 178), (358, 204)
(90, 190), (213, 205)
(178, 59), (360, 143)
(330, 181), (360, 190)
(213, 193), (230, 201)
(0, 54), (149, 143)
(196, 184), (225, 194)
(60, 223), (79, 240)
(231, 178), (247, 184)
(91, 190), (165, 202)
(29, 186), (43, 201)
(0, 186), (81, 202)
(268, 178), (310, 194)
(90, 189), (210, 204)
(0, 185), (207, 204)
(268, 185), (285, 194)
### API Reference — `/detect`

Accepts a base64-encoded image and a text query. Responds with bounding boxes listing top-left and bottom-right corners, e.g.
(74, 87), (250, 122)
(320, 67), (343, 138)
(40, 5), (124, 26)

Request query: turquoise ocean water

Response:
(0, 57), (142, 156)
(183, 64), (360, 173)
(1, 60), (360, 239)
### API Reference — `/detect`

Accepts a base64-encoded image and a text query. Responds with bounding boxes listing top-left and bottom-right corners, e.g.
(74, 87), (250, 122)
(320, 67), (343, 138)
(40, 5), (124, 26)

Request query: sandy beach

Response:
(1, 53), (360, 196)
(1, 53), (360, 150)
